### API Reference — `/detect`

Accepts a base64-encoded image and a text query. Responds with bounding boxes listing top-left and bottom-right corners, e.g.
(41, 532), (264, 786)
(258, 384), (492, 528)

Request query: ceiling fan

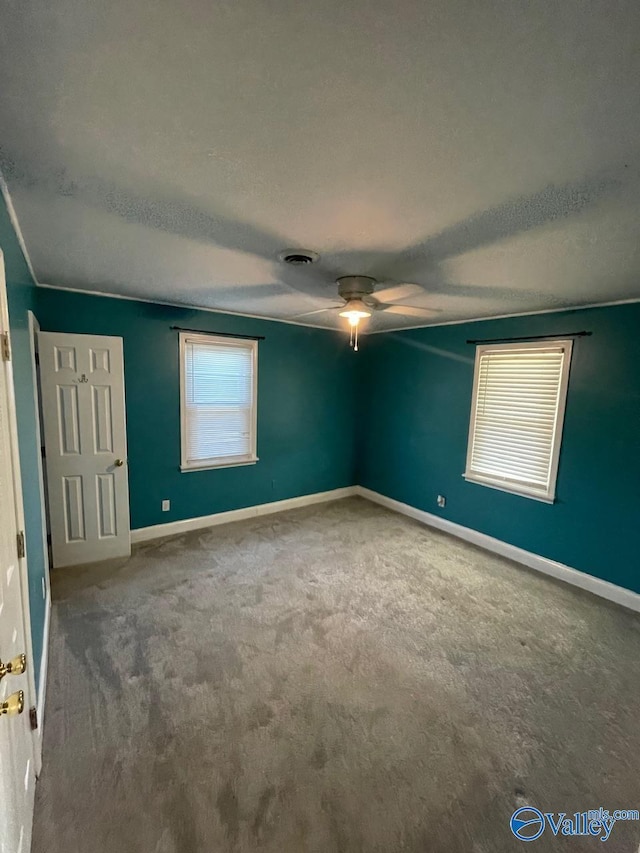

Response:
(291, 272), (440, 350)
(2, 158), (598, 340)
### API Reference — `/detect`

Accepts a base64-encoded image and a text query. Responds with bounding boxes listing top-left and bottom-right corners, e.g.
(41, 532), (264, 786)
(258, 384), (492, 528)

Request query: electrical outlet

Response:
(162, 499), (170, 512)
(437, 495), (446, 508)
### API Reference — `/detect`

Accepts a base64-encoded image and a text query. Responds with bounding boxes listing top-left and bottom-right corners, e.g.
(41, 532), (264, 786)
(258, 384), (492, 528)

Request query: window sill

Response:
(181, 457), (259, 473)
(462, 473), (555, 504)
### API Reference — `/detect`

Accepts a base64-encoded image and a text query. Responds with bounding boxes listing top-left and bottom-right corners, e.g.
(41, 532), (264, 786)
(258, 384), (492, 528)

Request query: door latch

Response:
(1, 331), (11, 362)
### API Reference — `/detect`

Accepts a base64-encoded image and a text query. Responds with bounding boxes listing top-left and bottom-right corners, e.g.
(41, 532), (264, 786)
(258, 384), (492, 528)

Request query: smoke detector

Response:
(278, 249), (320, 265)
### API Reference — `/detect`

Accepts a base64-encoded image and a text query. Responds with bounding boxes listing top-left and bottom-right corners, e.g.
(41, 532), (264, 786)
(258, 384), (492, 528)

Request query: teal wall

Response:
(4, 177), (640, 696)
(1, 195), (48, 686)
(358, 303), (640, 593)
(35, 288), (358, 529)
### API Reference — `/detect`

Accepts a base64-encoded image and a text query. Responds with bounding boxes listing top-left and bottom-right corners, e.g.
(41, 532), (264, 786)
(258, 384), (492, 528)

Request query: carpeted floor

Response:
(32, 497), (640, 852)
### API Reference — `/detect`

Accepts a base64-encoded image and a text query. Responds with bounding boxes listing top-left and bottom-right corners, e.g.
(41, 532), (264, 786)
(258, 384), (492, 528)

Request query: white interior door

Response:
(38, 333), (130, 568)
(0, 263), (36, 853)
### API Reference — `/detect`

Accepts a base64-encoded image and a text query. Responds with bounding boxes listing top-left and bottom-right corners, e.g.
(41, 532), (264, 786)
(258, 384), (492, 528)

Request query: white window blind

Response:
(464, 340), (572, 502)
(180, 333), (258, 470)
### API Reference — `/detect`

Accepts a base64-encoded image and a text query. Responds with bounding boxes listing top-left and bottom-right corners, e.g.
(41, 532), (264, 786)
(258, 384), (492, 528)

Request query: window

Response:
(180, 333), (258, 471)
(464, 340), (573, 502)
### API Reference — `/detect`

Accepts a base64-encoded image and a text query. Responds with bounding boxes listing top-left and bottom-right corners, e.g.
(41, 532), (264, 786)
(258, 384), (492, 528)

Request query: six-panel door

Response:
(0, 259), (36, 853)
(38, 333), (131, 567)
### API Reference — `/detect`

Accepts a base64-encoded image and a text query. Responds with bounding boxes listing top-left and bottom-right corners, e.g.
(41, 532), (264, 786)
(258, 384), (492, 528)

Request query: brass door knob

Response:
(1, 690), (24, 717)
(0, 653), (26, 681)
(114, 459), (124, 467)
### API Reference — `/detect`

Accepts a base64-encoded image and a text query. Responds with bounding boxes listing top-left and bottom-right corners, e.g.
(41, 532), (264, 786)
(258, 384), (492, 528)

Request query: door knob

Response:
(114, 458), (124, 467)
(1, 690), (24, 717)
(0, 653), (26, 682)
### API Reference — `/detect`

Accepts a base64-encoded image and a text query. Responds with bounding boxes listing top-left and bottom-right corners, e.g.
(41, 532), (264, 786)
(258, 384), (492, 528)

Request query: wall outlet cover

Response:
(437, 495), (446, 508)
(162, 500), (170, 512)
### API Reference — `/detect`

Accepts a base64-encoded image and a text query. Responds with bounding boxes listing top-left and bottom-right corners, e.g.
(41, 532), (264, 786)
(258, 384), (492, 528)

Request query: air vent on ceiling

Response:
(278, 249), (319, 265)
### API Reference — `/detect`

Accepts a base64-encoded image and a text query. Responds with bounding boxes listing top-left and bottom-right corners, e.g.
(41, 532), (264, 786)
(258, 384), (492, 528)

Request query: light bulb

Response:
(339, 299), (370, 352)
(345, 312), (362, 327)
(339, 299), (371, 322)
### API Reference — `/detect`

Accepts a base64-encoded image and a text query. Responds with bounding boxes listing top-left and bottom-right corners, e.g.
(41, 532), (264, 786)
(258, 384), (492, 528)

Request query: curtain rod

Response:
(170, 326), (265, 341)
(466, 331), (591, 345)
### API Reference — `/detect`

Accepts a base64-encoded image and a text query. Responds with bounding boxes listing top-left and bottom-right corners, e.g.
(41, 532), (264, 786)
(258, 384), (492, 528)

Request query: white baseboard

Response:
(129, 483), (640, 614)
(131, 486), (358, 544)
(356, 487), (640, 614)
(37, 587), (51, 741)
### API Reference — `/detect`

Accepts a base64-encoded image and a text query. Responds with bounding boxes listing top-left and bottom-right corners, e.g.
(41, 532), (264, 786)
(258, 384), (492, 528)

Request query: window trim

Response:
(179, 332), (258, 472)
(463, 339), (573, 503)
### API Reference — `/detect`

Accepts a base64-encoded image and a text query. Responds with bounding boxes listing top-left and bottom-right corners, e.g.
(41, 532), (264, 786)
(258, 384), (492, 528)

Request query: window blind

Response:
(181, 334), (257, 469)
(464, 341), (572, 501)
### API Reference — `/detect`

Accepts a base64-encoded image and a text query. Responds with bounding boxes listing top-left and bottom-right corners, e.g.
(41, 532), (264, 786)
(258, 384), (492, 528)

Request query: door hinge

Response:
(1, 331), (10, 362)
(16, 530), (25, 559)
(29, 706), (38, 730)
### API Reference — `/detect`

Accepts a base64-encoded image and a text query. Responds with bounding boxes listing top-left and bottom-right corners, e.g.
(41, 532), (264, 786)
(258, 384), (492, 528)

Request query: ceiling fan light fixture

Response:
(338, 299), (372, 323)
(339, 298), (371, 352)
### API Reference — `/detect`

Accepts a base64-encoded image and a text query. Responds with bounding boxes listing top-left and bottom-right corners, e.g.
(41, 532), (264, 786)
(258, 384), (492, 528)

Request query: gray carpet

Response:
(32, 497), (640, 852)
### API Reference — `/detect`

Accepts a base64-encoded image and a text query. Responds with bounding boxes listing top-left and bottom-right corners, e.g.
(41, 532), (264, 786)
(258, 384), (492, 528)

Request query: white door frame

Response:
(0, 252), (41, 774)
(28, 310), (52, 751)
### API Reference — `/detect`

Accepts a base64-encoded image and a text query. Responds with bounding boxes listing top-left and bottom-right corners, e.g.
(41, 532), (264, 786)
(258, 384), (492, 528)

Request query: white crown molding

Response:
(4, 165), (638, 334)
(37, 284), (640, 337)
(130, 486), (357, 543)
(356, 487), (640, 614)
(366, 296), (640, 334)
(36, 283), (350, 334)
(0, 173), (39, 285)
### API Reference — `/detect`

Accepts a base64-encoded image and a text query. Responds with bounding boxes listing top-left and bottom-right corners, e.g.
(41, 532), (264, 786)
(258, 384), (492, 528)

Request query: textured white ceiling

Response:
(1, 0), (639, 330)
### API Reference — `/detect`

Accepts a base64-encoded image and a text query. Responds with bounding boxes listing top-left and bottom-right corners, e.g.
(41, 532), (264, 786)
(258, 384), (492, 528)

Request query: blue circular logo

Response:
(510, 807), (545, 841)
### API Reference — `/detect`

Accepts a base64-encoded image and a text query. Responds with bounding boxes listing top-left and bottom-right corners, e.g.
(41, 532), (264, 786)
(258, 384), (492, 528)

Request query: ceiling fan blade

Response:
(292, 303), (343, 318)
(373, 283), (424, 302)
(378, 304), (440, 318)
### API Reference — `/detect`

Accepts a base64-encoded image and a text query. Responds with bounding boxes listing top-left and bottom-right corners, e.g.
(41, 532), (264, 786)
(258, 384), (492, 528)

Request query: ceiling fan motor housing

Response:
(337, 276), (376, 300)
